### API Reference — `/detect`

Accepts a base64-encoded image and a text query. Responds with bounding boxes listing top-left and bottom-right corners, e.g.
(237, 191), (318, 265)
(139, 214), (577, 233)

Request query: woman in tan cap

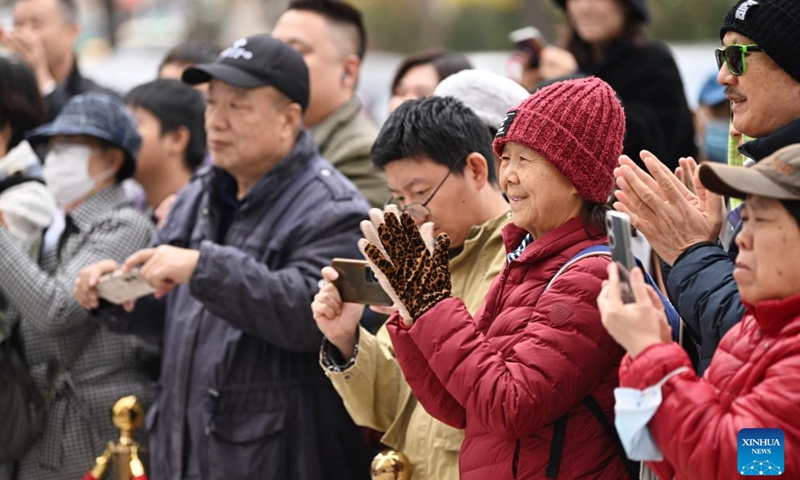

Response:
(598, 144), (800, 479)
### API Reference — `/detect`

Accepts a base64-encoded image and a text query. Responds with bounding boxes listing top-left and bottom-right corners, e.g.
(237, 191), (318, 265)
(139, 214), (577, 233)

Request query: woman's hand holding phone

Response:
(597, 263), (673, 359)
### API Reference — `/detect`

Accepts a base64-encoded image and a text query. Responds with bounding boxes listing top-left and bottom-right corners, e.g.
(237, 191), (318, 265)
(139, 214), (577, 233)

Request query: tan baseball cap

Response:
(699, 144), (800, 200)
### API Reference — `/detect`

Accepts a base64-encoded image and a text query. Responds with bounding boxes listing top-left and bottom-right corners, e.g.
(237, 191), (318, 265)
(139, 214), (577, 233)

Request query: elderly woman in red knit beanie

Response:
(357, 77), (633, 479)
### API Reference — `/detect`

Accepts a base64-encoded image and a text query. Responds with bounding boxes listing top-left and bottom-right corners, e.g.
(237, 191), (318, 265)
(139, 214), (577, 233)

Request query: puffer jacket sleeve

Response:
(666, 242), (745, 372)
(402, 259), (621, 439)
(386, 314), (467, 430)
(188, 199), (365, 353)
(620, 339), (800, 480)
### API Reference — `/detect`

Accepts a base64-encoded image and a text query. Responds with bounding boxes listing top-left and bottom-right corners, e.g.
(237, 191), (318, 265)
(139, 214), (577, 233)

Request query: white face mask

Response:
(614, 366), (690, 461)
(42, 143), (115, 207)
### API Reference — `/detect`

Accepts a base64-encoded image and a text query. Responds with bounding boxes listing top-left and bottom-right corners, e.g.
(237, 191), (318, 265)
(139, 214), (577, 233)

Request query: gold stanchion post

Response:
(371, 450), (413, 480)
(110, 395), (144, 480)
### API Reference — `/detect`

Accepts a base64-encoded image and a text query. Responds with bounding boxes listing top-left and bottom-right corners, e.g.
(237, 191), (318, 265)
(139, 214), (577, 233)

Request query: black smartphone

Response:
(605, 211), (636, 303)
(331, 258), (393, 307)
(509, 26), (547, 68)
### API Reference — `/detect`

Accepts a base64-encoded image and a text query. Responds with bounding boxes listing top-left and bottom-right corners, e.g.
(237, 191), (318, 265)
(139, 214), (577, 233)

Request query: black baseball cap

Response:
(182, 34), (310, 112)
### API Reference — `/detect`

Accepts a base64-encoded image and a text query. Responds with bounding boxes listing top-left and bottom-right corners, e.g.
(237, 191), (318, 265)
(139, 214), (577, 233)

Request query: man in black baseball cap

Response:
(183, 33), (309, 112)
(76, 33), (373, 479)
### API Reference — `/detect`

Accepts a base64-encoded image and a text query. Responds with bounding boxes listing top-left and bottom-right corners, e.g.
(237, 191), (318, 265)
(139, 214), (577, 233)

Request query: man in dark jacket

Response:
(74, 34), (372, 480)
(6, 0), (115, 121)
(613, 0), (800, 373)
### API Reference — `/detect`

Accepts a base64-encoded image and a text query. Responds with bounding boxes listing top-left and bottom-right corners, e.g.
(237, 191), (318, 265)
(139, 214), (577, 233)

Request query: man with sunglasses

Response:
(613, 0), (800, 373)
(312, 95), (511, 480)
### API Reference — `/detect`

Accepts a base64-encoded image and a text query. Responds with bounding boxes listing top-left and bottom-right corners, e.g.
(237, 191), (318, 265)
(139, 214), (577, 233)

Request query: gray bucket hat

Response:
(27, 92), (142, 172)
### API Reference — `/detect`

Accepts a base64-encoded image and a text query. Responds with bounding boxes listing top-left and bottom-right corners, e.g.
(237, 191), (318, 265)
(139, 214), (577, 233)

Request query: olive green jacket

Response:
(312, 97), (386, 208)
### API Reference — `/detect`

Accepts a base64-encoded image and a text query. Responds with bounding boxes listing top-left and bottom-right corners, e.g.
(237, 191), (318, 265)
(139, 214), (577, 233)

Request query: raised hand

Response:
(358, 210), (451, 326)
(614, 151), (724, 265)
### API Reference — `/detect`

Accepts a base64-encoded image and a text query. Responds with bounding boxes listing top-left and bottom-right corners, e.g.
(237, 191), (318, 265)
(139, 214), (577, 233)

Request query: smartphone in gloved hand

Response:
(331, 258), (393, 307)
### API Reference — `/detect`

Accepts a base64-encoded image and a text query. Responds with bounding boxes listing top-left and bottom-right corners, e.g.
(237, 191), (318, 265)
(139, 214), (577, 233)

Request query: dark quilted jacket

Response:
(99, 131), (372, 480)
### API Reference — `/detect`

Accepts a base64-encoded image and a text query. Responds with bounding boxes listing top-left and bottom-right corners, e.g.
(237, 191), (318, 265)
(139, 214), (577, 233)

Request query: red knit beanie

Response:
(492, 77), (625, 204)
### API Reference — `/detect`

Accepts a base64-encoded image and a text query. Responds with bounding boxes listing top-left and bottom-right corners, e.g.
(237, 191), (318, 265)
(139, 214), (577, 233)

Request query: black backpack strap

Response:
(545, 413), (568, 478)
(583, 396), (639, 480)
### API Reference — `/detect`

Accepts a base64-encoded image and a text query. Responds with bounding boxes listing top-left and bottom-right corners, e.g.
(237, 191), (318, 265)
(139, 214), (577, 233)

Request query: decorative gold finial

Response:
(112, 396), (144, 446)
(371, 450), (413, 480)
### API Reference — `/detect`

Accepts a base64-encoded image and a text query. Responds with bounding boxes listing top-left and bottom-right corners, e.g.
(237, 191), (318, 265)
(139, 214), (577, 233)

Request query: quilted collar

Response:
(744, 293), (800, 336)
(501, 217), (602, 265)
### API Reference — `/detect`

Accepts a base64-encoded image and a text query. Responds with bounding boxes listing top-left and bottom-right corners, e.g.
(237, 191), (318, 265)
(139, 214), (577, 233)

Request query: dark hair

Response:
(96, 140), (132, 183)
(782, 200), (800, 228)
(158, 40), (221, 72)
(390, 49), (472, 94)
(15, 0), (78, 24)
(0, 56), (45, 153)
(124, 79), (207, 171)
(287, 0), (366, 60)
(584, 202), (611, 239)
(564, 0), (645, 68)
(371, 96), (496, 183)
(57, 0), (78, 24)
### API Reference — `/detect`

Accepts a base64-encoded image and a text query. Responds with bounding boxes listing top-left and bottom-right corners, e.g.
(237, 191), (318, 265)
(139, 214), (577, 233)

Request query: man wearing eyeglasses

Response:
(613, 0), (800, 373)
(312, 95), (511, 480)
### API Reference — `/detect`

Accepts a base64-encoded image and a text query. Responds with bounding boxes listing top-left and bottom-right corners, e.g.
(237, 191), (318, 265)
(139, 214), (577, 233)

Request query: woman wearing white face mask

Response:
(598, 144), (800, 479)
(42, 136), (125, 210)
(2, 92), (158, 480)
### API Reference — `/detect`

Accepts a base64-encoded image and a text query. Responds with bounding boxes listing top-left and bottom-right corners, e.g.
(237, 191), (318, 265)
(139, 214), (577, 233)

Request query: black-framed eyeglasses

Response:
(715, 44), (763, 76)
(384, 155), (465, 220)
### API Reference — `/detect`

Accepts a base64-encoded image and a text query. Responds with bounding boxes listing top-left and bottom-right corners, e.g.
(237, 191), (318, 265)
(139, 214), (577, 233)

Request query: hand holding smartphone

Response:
(330, 258), (393, 307)
(95, 268), (156, 305)
(509, 26), (547, 68)
(605, 211), (636, 304)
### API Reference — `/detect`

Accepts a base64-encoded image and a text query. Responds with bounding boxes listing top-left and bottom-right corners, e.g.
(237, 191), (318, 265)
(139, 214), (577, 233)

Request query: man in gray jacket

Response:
(75, 34), (372, 480)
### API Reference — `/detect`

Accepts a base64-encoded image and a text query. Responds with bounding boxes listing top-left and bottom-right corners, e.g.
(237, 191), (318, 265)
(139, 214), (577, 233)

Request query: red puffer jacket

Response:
(620, 294), (800, 480)
(386, 218), (628, 479)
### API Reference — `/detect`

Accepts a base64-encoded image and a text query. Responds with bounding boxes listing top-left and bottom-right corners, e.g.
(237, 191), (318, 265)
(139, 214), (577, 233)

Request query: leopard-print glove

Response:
(358, 210), (451, 325)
